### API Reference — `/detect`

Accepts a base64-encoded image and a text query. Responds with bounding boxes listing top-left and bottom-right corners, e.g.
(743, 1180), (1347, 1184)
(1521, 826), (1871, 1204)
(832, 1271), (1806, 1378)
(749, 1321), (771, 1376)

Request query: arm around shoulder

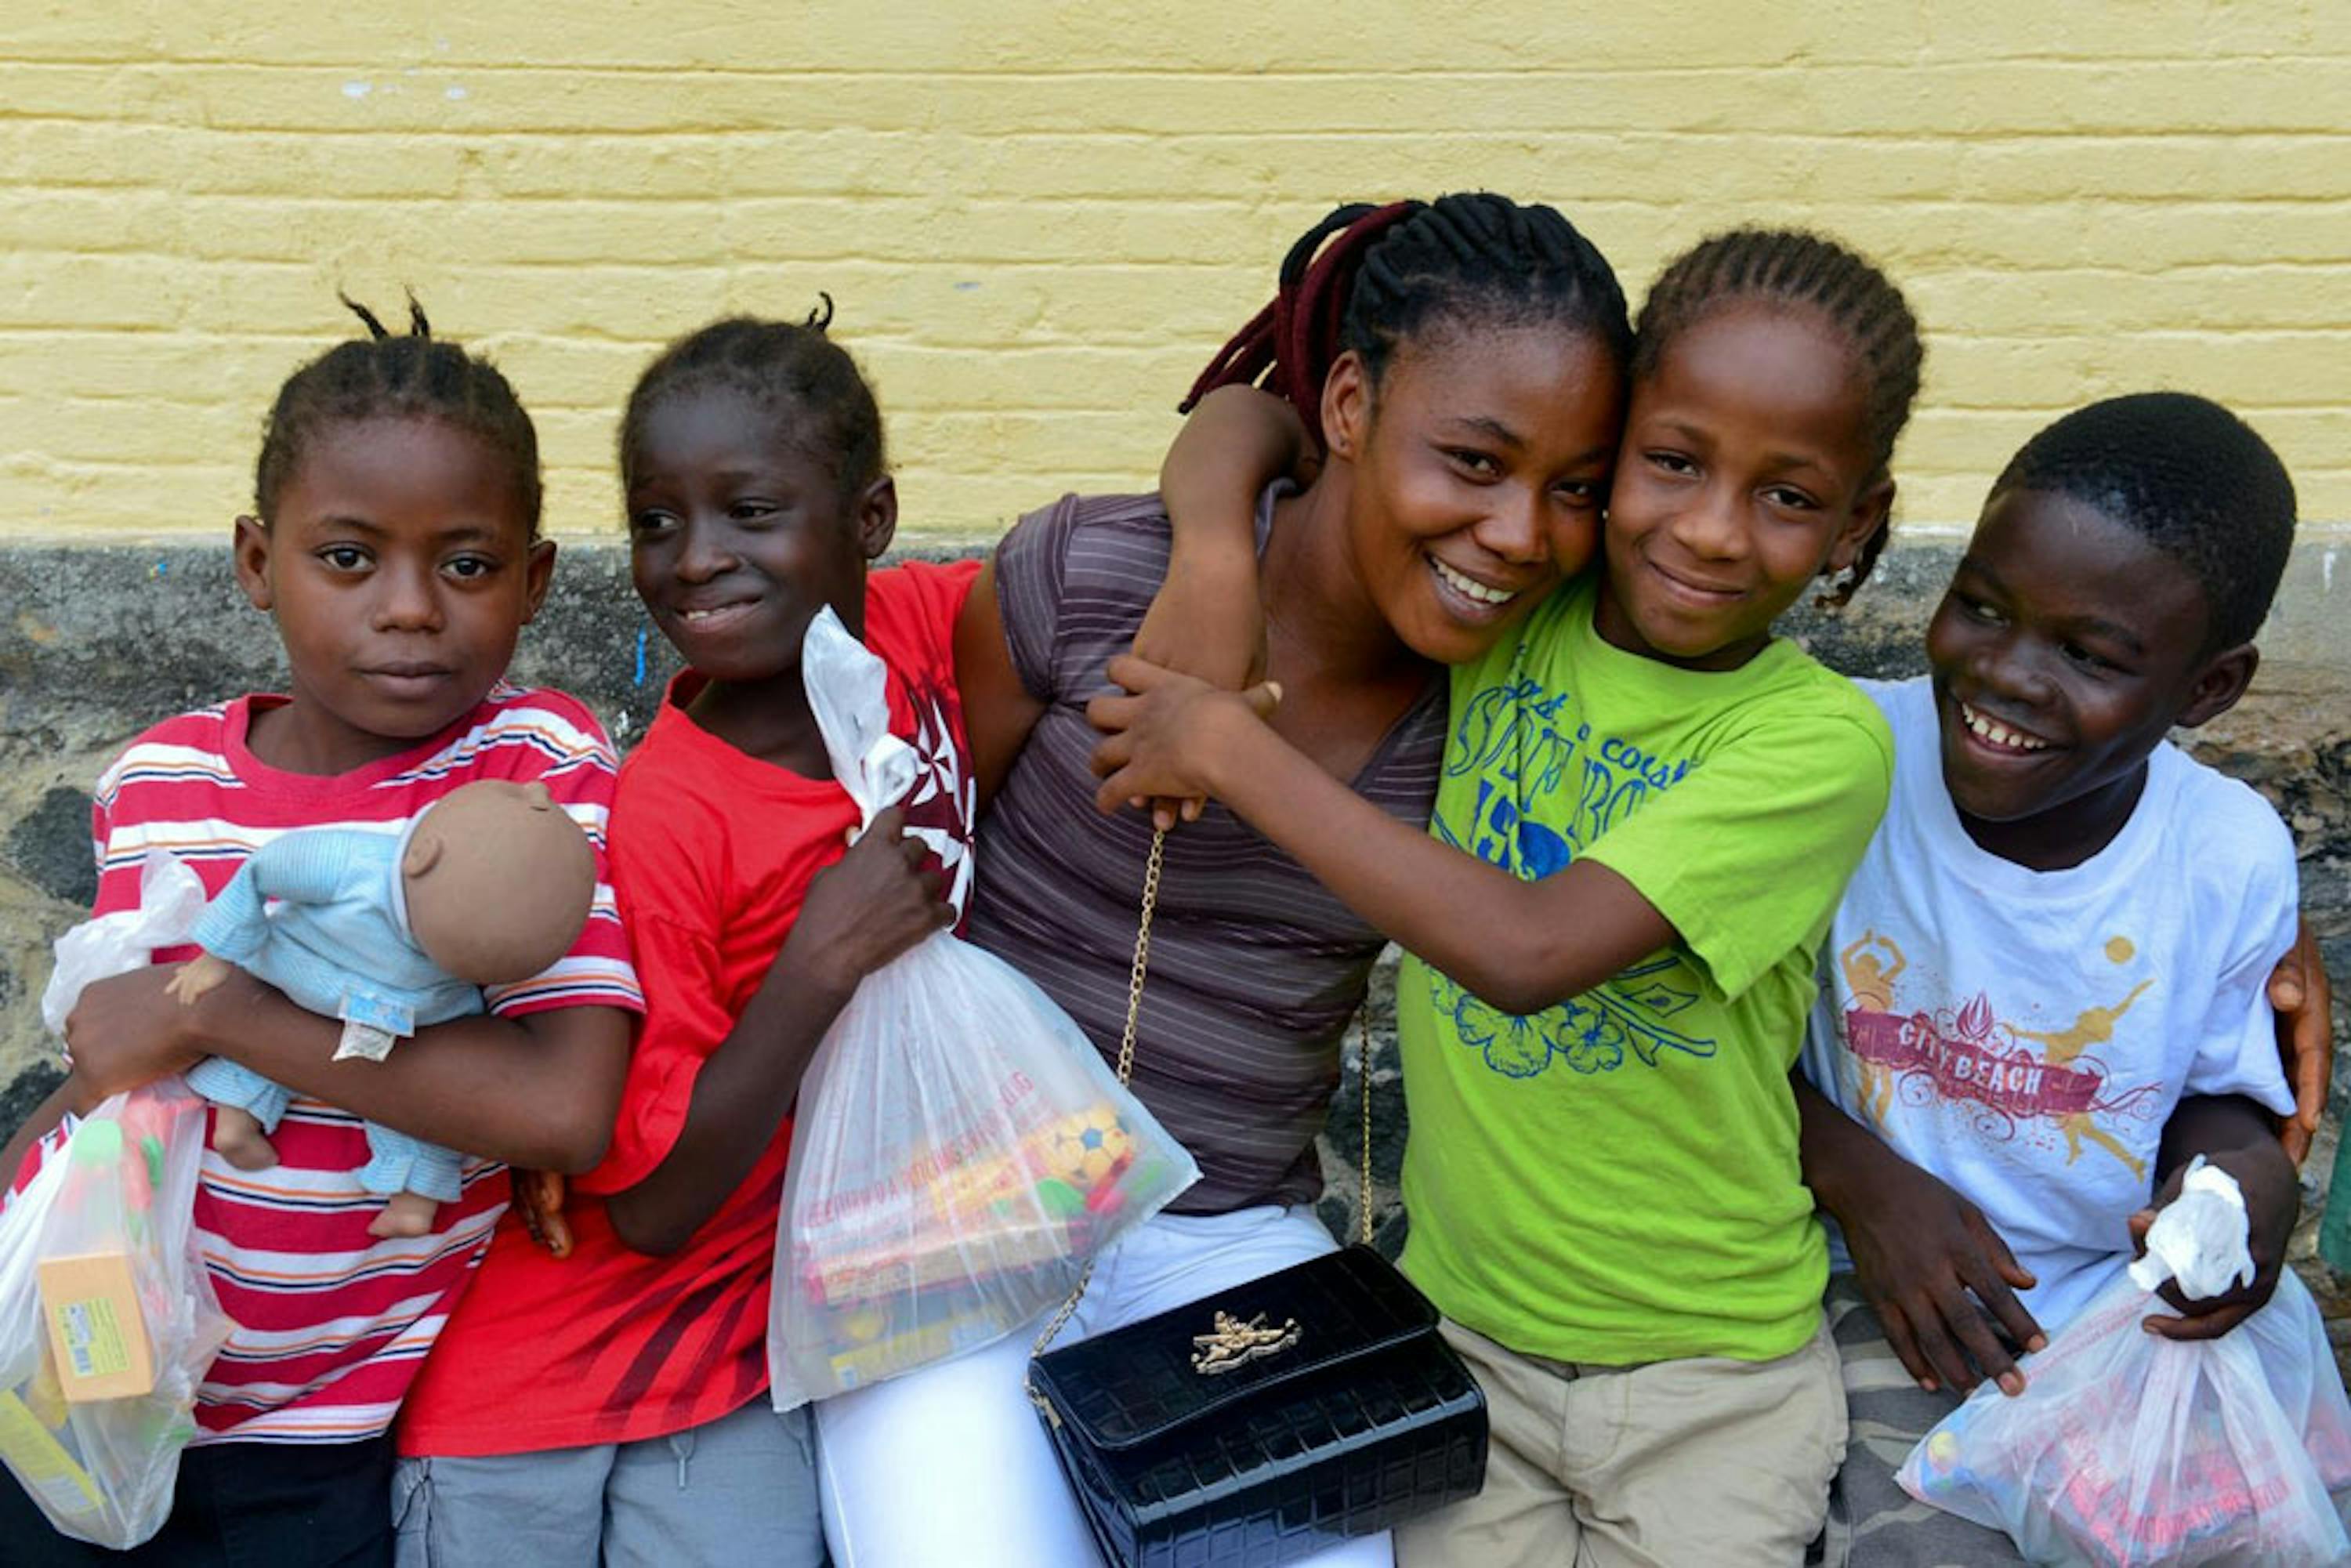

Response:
(1135, 387), (1307, 697)
(1087, 662), (1674, 1014)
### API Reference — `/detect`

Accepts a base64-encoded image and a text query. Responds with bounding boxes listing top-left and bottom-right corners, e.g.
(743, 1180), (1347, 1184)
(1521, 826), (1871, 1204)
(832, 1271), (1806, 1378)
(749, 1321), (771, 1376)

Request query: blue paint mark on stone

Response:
(635, 625), (649, 685)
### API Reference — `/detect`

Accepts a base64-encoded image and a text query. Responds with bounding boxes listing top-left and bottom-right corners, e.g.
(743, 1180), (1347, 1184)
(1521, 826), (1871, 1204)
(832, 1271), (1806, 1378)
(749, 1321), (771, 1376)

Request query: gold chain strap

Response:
(1113, 827), (1165, 1090)
(1027, 828), (1380, 1405)
(1030, 829), (1168, 1376)
(1357, 1010), (1374, 1248)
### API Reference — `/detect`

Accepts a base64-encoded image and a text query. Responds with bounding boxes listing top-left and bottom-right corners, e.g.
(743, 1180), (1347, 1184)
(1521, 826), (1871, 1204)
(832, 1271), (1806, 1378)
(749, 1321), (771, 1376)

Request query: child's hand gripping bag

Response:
(1896, 1159), (2351, 1566)
(768, 609), (1197, 1410)
(0, 853), (233, 1548)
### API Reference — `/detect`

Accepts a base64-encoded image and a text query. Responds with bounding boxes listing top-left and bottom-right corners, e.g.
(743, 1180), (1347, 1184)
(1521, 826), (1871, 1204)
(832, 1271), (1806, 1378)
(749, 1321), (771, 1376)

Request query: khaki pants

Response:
(1397, 1316), (1846, 1568)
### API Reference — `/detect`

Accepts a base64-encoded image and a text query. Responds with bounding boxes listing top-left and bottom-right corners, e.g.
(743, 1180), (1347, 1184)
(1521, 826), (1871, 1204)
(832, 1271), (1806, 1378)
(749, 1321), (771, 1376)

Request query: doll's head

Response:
(399, 780), (595, 984)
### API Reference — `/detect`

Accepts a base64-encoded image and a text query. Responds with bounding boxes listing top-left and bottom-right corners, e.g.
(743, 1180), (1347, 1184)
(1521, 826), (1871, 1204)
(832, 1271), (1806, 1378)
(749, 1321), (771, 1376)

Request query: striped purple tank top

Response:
(965, 490), (1444, 1213)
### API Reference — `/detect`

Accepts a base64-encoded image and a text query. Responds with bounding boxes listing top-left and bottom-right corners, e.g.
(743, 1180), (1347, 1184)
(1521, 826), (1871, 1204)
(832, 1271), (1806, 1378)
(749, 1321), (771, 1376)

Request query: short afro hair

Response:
(1989, 392), (2295, 650)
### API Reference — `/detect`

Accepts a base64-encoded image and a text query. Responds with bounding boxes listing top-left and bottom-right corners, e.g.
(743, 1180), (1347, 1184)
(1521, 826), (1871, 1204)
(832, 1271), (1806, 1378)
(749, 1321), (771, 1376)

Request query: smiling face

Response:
(1926, 487), (2253, 869)
(1324, 320), (1625, 666)
(625, 386), (893, 693)
(1597, 300), (1891, 672)
(235, 415), (552, 776)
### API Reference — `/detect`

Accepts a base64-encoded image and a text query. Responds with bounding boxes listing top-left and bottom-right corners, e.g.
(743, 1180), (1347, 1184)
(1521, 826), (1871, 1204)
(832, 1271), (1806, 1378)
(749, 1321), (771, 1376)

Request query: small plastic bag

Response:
(0, 855), (232, 1548)
(40, 851), (208, 1043)
(2128, 1156), (2256, 1300)
(1898, 1164), (2351, 1566)
(768, 610), (1198, 1410)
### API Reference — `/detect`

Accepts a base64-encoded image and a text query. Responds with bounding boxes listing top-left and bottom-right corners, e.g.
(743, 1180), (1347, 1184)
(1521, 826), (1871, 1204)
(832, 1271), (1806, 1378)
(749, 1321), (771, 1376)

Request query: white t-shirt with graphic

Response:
(1801, 676), (2297, 1334)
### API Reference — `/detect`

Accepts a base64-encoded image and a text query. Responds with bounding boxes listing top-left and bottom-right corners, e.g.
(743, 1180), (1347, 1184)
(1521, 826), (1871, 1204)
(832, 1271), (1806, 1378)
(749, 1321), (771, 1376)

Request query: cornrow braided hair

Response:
(1185, 193), (1633, 449)
(254, 292), (544, 536)
(1632, 229), (1923, 607)
(618, 295), (886, 505)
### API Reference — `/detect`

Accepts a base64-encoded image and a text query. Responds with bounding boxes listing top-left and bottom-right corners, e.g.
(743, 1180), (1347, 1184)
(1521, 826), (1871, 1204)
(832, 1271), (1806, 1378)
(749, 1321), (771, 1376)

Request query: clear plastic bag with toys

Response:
(0, 853), (232, 1547)
(768, 609), (1198, 1410)
(1897, 1161), (2351, 1566)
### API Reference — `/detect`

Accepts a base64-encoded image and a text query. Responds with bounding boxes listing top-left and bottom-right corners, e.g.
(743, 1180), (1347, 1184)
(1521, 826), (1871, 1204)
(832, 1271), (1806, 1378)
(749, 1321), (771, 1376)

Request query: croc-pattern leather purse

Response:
(1027, 831), (1487, 1567)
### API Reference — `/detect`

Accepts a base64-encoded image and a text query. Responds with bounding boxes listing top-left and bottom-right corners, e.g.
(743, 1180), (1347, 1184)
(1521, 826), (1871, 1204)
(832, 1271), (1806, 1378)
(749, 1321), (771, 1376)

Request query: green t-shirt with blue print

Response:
(1397, 576), (1893, 1365)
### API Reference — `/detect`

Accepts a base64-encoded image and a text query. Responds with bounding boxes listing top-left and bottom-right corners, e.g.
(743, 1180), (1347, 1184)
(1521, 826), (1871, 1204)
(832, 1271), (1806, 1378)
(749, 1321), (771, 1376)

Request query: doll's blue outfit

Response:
(184, 827), (480, 1201)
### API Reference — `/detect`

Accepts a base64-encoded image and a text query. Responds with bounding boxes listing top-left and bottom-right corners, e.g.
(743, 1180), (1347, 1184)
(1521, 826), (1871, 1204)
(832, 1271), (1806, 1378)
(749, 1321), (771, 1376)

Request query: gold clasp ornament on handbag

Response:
(1025, 830), (1488, 1568)
(1190, 1311), (1302, 1376)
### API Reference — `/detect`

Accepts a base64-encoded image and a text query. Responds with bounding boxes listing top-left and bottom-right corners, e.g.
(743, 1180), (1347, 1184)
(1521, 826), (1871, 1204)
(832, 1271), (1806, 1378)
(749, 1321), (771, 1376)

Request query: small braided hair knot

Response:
(618, 298), (885, 505)
(255, 292), (543, 535)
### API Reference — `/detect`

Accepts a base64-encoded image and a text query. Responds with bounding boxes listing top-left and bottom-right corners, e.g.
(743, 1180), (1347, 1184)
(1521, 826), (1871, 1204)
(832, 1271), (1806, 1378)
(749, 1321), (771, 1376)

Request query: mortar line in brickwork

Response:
(9, 123), (2348, 152)
(6, 55), (2348, 76)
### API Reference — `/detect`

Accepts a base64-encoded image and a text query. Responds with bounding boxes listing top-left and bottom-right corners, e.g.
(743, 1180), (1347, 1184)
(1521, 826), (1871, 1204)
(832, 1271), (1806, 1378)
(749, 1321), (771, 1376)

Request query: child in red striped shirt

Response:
(0, 299), (643, 1567)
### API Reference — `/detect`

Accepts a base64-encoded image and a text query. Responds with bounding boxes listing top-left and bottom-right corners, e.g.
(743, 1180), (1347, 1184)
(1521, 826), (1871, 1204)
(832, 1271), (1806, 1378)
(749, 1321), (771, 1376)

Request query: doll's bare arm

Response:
(165, 953), (236, 1005)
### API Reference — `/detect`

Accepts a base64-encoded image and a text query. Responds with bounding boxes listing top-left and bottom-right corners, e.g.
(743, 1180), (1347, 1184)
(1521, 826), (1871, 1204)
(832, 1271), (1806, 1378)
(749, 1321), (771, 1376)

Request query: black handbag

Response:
(1027, 831), (1487, 1567)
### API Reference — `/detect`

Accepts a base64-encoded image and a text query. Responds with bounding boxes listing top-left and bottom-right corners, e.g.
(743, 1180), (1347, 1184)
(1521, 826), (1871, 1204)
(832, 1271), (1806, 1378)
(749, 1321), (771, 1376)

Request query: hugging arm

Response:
(958, 386), (1310, 822)
(1090, 649), (1889, 1021)
(1087, 661), (1671, 1014)
(2267, 914), (2334, 1166)
(1133, 386), (1311, 693)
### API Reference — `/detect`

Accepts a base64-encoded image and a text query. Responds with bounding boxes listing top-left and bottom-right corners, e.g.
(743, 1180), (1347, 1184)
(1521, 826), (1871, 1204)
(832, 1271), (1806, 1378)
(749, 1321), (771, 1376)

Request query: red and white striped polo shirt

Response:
(9, 683), (643, 1444)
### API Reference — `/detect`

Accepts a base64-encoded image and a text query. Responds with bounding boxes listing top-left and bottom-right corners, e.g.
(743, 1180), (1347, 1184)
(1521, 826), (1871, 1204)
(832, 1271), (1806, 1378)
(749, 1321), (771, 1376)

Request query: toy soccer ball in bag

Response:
(1897, 1160), (2351, 1566)
(768, 609), (1199, 1410)
(0, 853), (233, 1548)
(1020, 1103), (1147, 1226)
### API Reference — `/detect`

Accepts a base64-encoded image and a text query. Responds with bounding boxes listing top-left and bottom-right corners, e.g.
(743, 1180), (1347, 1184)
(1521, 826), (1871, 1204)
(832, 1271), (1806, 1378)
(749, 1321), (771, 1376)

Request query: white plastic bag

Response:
(1899, 1165), (2351, 1566)
(0, 856), (231, 1548)
(2128, 1157), (2255, 1299)
(768, 610), (1198, 1409)
(41, 851), (208, 1042)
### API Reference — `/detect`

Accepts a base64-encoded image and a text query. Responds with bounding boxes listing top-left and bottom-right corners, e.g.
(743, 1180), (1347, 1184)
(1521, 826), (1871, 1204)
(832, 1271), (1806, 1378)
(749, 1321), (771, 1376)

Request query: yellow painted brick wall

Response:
(2, 0), (2346, 542)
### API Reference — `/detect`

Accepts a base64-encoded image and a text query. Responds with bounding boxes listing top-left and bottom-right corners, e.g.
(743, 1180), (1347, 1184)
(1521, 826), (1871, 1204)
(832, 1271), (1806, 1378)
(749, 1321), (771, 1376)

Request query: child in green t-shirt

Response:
(1094, 228), (1924, 1566)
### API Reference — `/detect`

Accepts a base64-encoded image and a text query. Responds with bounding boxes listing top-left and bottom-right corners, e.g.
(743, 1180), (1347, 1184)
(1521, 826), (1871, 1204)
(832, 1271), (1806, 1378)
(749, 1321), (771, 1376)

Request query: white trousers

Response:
(816, 1203), (1396, 1568)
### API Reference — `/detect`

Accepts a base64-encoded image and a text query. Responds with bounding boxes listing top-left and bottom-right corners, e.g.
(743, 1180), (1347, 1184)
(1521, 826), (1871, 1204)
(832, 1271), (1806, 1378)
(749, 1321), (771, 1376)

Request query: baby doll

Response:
(169, 780), (595, 1237)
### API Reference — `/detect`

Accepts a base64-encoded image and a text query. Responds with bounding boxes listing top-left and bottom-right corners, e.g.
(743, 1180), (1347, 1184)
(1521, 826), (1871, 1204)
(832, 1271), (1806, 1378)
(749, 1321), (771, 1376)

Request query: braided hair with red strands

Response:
(1183, 194), (1633, 452)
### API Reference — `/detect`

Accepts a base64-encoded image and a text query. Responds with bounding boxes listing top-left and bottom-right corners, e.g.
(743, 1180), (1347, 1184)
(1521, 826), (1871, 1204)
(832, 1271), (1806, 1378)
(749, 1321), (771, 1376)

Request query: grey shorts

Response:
(1809, 1276), (2027, 1568)
(393, 1397), (824, 1568)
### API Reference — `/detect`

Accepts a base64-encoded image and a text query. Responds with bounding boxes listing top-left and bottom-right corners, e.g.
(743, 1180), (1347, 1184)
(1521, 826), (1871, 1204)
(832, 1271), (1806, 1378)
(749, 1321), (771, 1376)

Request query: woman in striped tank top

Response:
(815, 194), (1635, 1568)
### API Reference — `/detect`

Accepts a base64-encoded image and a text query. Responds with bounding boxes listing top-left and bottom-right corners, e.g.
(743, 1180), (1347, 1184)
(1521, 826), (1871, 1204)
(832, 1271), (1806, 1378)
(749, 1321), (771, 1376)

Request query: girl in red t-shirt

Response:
(393, 310), (969, 1566)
